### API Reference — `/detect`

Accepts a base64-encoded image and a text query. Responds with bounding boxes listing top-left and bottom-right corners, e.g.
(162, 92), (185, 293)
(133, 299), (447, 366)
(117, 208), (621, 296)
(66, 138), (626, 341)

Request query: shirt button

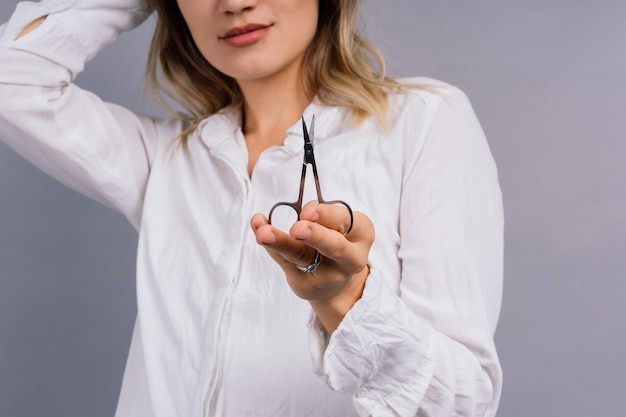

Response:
(355, 387), (369, 398)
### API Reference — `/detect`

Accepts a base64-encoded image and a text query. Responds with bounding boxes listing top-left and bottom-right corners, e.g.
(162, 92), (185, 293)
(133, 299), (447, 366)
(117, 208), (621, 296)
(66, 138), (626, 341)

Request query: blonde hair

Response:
(146, 0), (402, 142)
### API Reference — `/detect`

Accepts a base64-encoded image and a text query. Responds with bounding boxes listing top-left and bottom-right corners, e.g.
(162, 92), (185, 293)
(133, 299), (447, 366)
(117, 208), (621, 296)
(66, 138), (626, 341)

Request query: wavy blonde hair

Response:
(146, 0), (402, 142)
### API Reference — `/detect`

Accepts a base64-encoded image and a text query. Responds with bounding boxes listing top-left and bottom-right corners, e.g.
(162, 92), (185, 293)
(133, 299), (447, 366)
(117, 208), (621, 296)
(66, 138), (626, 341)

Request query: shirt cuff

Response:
(309, 267), (438, 416)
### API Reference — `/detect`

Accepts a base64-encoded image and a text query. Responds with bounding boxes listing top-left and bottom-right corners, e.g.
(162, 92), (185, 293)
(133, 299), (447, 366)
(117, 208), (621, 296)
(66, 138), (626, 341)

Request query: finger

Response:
(250, 213), (269, 233)
(346, 211), (375, 243)
(300, 205), (374, 244)
(290, 219), (368, 274)
(300, 201), (354, 236)
(251, 218), (319, 270)
(250, 213), (278, 245)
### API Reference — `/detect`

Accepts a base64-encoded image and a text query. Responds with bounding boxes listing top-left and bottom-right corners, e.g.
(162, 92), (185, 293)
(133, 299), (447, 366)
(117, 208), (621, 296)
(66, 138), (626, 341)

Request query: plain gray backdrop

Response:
(1, 1), (624, 416)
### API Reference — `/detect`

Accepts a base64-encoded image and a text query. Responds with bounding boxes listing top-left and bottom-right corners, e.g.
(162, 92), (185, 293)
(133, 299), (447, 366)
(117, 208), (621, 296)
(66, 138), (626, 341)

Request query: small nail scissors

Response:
(268, 115), (354, 236)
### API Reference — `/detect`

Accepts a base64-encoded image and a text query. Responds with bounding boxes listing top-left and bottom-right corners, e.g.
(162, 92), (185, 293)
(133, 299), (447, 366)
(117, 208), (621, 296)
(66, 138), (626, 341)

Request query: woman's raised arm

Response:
(0, 0), (167, 228)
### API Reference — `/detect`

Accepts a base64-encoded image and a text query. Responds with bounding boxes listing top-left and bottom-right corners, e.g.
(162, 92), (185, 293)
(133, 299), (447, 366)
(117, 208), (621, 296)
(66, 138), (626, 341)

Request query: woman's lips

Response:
(220, 24), (272, 47)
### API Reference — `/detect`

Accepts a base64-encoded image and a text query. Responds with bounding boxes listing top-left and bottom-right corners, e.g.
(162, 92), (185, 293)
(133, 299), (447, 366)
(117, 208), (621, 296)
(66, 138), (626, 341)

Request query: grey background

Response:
(1, 1), (624, 416)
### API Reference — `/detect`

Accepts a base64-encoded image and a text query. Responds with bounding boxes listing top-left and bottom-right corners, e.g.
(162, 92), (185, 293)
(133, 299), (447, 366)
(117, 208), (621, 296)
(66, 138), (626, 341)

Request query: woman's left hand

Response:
(250, 201), (374, 333)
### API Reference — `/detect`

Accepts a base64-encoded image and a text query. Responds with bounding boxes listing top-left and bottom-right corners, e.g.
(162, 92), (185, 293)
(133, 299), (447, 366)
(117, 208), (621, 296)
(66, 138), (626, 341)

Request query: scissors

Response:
(268, 115), (354, 272)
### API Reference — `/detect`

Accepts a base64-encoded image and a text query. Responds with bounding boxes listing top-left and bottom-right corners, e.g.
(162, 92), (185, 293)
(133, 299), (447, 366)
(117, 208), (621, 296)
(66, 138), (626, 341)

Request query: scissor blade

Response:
(301, 114), (315, 146)
(301, 115), (316, 164)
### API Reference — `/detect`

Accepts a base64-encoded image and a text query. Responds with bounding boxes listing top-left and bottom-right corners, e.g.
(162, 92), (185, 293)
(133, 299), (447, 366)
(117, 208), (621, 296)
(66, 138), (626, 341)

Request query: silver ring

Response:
(295, 251), (321, 273)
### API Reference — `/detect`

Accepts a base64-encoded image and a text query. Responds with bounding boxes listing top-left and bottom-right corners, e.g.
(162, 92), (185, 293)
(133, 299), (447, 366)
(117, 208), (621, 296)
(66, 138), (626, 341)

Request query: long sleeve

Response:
(0, 0), (158, 228)
(310, 85), (503, 416)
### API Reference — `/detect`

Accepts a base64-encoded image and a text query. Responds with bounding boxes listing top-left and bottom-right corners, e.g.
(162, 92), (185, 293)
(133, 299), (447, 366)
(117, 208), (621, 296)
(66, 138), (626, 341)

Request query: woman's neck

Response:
(239, 66), (312, 176)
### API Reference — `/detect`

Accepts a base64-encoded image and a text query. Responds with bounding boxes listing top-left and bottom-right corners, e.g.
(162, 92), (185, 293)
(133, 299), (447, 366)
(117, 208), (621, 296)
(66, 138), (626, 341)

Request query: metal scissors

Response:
(268, 115), (354, 271)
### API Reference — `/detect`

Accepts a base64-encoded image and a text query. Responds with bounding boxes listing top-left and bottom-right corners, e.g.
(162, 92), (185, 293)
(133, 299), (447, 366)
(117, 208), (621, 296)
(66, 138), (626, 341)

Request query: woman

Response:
(0, 0), (503, 416)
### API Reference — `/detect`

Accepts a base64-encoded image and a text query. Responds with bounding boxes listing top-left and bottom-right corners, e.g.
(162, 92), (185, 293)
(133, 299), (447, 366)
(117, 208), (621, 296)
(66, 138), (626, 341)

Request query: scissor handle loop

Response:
(268, 201), (301, 227)
(268, 200), (353, 236)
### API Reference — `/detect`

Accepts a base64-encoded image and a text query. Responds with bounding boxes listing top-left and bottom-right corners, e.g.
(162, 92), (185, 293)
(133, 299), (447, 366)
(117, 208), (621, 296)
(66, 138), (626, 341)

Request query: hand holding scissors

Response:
(268, 115), (353, 272)
(250, 115), (374, 333)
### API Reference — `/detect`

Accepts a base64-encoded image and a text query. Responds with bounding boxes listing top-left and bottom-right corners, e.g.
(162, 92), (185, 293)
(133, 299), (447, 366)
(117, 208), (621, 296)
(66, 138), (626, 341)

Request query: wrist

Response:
(309, 265), (369, 333)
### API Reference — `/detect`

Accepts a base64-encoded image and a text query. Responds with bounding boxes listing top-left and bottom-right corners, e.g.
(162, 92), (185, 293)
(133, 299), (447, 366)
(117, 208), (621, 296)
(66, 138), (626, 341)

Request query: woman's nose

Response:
(217, 0), (259, 15)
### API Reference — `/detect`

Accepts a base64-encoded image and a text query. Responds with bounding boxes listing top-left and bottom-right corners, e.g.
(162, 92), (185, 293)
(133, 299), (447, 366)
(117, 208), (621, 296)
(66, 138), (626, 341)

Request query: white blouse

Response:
(0, 1), (504, 416)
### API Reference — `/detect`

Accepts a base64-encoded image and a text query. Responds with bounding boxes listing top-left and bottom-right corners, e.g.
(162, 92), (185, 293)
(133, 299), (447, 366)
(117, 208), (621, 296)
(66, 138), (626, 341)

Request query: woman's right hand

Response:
(250, 202), (375, 334)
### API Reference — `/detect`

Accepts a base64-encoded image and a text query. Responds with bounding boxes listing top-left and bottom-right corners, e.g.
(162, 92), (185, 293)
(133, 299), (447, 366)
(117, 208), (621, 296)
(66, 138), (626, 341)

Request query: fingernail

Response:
(263, 234), (276, 244)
